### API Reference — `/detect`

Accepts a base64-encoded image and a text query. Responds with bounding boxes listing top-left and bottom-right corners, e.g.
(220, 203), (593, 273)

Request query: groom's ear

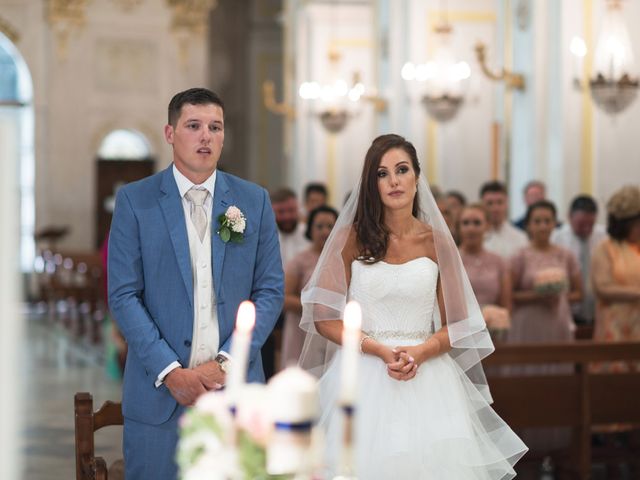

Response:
(164, 124), (174, 145)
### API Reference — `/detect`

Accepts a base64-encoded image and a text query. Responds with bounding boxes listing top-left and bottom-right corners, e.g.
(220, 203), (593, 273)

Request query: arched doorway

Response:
(0, 31), (34, 272)
(96, 128), (155, 248)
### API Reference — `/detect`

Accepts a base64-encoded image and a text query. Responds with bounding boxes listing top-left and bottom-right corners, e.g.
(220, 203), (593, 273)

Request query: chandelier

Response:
(571, 0), (638, 114)
(401, 22), (470, 122)
(298, 49), (368, 134)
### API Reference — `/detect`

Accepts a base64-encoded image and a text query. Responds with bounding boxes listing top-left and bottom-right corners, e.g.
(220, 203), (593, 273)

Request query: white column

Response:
(509, 0), (536, 220)
(0, 110), (22, 479)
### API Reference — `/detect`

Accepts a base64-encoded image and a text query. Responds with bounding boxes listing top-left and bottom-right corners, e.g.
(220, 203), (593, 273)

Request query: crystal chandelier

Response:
(572, 0), (638, 114)
(401, 23), (470, 122)
(298, 49), (366, 134)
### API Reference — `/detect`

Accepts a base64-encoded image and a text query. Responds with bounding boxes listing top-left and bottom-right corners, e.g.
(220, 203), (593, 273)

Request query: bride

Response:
(299, 134), (527, 479)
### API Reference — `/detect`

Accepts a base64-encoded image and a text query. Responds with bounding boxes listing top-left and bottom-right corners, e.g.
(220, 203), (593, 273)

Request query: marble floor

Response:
(20, 312), (122, 480)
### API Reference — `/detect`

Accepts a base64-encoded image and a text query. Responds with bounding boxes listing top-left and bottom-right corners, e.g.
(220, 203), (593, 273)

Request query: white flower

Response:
(225, 205), (243, 222)
(194, 391), (234, 432)
(231, 217), (246, 233)
(225, 206), (246, 234)
(183, 449), (239, 480)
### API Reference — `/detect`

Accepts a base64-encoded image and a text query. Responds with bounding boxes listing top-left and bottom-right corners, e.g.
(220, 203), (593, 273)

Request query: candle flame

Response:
(343, 301), (362, 330)
(236, 301), (256, 332)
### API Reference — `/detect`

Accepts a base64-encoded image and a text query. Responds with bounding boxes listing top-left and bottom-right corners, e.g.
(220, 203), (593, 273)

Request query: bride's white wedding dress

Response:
(318, 257), (527, 479)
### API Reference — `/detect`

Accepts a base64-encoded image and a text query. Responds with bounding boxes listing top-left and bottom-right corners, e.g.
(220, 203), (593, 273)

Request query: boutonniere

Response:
(217, 206), (246, 243)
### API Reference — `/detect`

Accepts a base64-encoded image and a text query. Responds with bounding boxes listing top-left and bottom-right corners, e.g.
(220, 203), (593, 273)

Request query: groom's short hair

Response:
(168, 88), (225, 126)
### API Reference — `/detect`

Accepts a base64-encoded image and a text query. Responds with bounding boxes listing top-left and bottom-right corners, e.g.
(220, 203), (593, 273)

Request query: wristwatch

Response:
(215, 354), (230, 374)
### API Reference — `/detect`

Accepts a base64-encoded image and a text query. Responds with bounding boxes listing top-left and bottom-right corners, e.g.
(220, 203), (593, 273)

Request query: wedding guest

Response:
(458, 204), (511, 338)
(510, 200), (582, 346)
(445, 190), (466, 244)
(480, 181), (528, 259)
(509, 200), (582, 455)
(592, 186), (640, 370)
(271, 188), (309, 266)
(445, 190), (467, 224)
(514, 180), (546, 230)
(281, 205), (338, 369)
(302, 182), (329, 223)
(552, 195), (607, 327)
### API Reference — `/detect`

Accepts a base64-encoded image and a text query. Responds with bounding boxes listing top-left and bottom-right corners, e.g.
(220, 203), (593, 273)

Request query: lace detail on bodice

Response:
(349, 257), (439, 341)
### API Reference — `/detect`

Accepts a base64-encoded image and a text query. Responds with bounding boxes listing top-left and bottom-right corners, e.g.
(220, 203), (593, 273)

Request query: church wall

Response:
(1, 0), (210, 250)
(284, 0), (640, 220)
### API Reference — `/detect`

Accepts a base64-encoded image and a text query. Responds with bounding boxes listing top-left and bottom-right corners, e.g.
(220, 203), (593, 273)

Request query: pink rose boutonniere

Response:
(217, 206), (247, 243)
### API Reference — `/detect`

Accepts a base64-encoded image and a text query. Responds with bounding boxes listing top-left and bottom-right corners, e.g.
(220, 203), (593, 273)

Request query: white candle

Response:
(266, 366), (319, 475)
(227, 301), (255, 407)
(340, 301), (362, 405)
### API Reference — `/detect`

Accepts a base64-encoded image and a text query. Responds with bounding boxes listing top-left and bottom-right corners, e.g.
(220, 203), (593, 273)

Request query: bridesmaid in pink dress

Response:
(508, 200), (583, 457)
(509, 200), (582, 348)
(458, 204), (512, 309)
(280, 205), (338, 369)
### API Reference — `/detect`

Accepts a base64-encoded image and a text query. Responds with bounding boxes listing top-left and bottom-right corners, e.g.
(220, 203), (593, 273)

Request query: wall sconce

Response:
(474, 42), (525, 90)
(262, 80), (296, 120)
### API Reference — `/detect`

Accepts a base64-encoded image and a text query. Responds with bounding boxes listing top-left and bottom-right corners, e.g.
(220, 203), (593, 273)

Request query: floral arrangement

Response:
(218, 206), (247, 243)
(176, 383), (308, 480)
(481, 305), (511, 343)
(533, 267), (568, 296)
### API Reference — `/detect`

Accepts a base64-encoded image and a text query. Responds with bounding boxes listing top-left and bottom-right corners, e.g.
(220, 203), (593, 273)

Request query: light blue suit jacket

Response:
(108, 165), (284, 425)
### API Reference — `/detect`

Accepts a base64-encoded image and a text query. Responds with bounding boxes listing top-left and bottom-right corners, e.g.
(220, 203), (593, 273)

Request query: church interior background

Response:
(1, 0), (639, 478)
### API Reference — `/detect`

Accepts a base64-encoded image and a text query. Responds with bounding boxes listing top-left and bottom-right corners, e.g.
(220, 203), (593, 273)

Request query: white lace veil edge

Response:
(298, 174), (495, 403)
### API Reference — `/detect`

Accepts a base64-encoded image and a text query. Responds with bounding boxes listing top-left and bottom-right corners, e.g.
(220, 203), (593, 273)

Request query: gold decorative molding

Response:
(0, 16), (20, 43)
(46, 0), (88, 61)
(166, 0), (218, 66)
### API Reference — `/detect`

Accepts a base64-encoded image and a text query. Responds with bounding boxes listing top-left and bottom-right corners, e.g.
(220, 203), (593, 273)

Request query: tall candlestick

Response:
(340, 301), (361, 405)
(227, 301), (255, 408)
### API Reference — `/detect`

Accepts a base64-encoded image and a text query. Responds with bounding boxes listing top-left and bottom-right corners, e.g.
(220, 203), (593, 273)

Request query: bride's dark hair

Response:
(354, 134), (421, 263)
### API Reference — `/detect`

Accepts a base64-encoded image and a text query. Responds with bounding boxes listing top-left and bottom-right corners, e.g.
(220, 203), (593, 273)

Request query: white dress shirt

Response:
(484, 221), (529, 260)
(278, 223), (309, 267)
(552, 223), (607, 321)
(155, 166), (224, 386)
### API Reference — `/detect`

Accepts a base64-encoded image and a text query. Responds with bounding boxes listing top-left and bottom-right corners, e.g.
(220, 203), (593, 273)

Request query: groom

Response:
(108, 88), (284, 479)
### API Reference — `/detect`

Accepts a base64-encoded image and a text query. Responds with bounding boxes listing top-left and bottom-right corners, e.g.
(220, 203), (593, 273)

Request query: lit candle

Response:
(340, 301), (362, 406)
(227, 301), (255, 407)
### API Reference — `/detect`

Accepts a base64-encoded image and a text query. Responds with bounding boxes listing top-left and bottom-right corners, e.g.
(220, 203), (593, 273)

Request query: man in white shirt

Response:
(480, 180), (528, 259)
(302, 182), (329, 224)
(261, 187), (310, 378)
(552, 195), (607, 325)
(108, 88), (283, 479)
(514, 180), (547, 230)
(271, 187), (309, 266)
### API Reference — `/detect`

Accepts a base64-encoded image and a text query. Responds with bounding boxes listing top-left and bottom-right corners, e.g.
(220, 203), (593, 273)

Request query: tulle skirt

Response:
(318, 338), (528, 479)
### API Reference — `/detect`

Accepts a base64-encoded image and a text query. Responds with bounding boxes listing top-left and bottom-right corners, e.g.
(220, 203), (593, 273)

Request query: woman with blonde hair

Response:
(592, 185), (640, 370)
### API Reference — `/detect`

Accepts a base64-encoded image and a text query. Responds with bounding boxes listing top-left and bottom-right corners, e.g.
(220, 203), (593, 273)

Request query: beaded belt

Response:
(364, 330), (431, 341)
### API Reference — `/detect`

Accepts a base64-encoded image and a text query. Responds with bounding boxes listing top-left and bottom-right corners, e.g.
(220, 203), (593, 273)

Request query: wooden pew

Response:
(74, 392), (124, 480)
(484, 341), (640, 479)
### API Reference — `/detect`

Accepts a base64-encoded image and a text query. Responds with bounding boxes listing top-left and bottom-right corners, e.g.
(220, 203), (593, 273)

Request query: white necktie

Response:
(185, 188), (209, 242)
